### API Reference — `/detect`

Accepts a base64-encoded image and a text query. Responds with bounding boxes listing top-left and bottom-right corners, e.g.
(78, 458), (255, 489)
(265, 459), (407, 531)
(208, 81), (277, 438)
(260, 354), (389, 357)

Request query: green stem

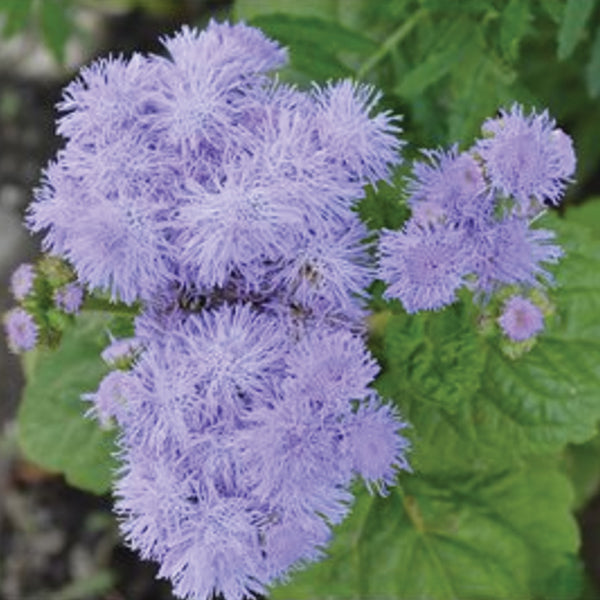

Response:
(82, 296), (140, 316)
(356, 8), (428, 79)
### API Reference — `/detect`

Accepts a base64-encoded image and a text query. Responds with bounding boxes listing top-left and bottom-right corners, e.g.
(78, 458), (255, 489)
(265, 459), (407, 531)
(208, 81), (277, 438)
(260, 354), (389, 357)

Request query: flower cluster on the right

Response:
(379, 104), (576, 342)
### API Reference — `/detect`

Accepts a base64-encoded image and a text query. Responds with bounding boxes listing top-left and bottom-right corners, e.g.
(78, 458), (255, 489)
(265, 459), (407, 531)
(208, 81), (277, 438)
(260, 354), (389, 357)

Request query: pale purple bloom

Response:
(54, 282), (84, 314)
(3, 308), (38, 353)
(274, 214), (374, 320)
(101, 336), (143, 367)
(313, 80), (403, 185)
(32, 20), (411, 600)
(498, 295), (544, 341)
(469, 218), (563, 294)
(477, 104), (576, 211)
(110, 302), (410, 599)
(10, 263), (35, 301)
(408, 146), (488, 224)
(83, 370), (132, 427)
(348, 397), (410, 494)
(379, 220), (470, 313)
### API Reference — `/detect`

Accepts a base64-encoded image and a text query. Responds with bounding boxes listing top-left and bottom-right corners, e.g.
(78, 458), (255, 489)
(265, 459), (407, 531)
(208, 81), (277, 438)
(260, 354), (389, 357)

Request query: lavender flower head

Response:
(3, 307), (38, 353)
(54, 282), (84, 314)
(33, 19), (410, 600)
(10, 263), (35, 301)
(379, 103), (574, 314)
(477, 104), (576, 212)
(498, 295), (545, 341)
(110, 304), (410, 599)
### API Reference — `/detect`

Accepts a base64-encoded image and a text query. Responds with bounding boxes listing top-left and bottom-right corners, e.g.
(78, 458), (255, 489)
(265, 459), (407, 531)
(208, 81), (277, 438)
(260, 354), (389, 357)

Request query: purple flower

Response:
(379, 219), (471, 313)
(110, 301), (410, 599)
(408, 145), (488, 224)
(83, 370), (132, 427)
(3, 308), (38, 353)
(274, 214), (374, 321)
(313, 80), (403, 185)
(29, 161), (174, 304)
(347, 398), (410, 494)
(476, 104), (576, 212)
(498, 295), (544, 341)
(30, 20), (413, 600)
(54, 282), (84, 314)
(10, 263), (35, 301)
(469, 218), (562, 294)
(101, 336), (143, 367)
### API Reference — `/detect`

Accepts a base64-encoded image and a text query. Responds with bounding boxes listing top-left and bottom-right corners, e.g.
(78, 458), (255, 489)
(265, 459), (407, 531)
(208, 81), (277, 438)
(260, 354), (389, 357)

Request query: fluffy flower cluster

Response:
(379, 105), (575, 325)
(29, 22), (409, 600)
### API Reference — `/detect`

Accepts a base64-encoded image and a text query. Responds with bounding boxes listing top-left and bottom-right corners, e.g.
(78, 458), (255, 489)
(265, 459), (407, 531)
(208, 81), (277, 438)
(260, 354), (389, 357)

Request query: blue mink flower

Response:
(3, 307), (38, 353)
(38, 19), (411, 600)
(10, 263), (35, 301)
(476, 104), (576, 213)
(105, 302), (410, 600)
(469, 217), (563, 294)
(498, 295), (545, 341)
(407, 145), (488, 224)
(379, 219), (471, 313)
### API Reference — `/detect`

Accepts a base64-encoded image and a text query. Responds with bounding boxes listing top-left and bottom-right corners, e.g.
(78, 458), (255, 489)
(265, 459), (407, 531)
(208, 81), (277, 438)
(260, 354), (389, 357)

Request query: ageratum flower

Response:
(379, 219), (471, 313)
(477, 104), (576, 212)
(379, 105), (574, 314)
(108, 302), (410, 600)
(469, 217), (563, 294)
(3, 307), (38, 353)
(407, 145), (488, 224)
(10, 263), (35, 301)
(54, 282), (84, 314)
(29, 21), (400, 310)
(40, 20), (409, 600)
(498, 295), (545, 341)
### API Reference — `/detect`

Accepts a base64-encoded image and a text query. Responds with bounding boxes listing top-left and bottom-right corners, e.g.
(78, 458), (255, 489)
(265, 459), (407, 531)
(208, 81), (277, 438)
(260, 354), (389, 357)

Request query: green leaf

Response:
(234, 0), (337, 22)
(0, 0), (34, 37)
(18, 312), (117, 494)
(271, 464), (579, 599)
(39, 0), (73, 64)
(540, 0), (564, 24)
(395, 18), (474, 98)
(376, 212), (600, 473)
(447, 38), (518, 144)
(377, 301), (486, 416)
(563, 199), (600, 236)
(250, 14), (376, 56)
(248, 14), (376, 81)
(500, 0), (531, 61)
(563, 433), (600, 511)
(557, 0), (595, 60)
(586, 26), (600, 97)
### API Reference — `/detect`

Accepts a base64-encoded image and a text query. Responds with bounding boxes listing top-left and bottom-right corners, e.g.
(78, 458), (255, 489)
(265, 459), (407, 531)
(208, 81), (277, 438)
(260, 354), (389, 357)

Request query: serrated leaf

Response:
(250, 14), (376, 56)
(563, 433), (600, 511)
(234, 0), (337, 22)
(377, 302), (485, 415)
(376, 212), (600, 474)
(395, 18), (474, 97)
(541, 0), (564, 24)
(557, 0), (595, 60)
(0, 0), (34, 37)
(39, 0), (73, 64)
(18, 312), (117, 494)
(271, 464), (579, 599)
(500, 0), (532, 61)
(586, 26), (600, 97)
(562, 199), (600, 236)
(448, 38), (518, 144)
